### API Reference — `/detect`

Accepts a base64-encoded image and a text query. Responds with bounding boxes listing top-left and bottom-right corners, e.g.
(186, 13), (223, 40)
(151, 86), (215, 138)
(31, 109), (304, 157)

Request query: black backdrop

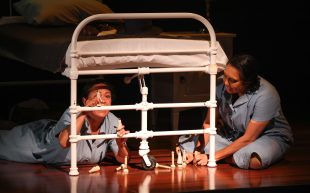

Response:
(0, 0), (309, 123)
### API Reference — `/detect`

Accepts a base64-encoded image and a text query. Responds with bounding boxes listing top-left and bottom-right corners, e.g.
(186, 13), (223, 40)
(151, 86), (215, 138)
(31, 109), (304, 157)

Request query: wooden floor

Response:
(0, 119), (310, 193)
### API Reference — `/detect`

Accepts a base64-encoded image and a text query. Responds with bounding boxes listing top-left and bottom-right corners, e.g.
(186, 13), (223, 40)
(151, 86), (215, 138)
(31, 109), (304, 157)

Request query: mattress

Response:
(64, 38), (228, 72)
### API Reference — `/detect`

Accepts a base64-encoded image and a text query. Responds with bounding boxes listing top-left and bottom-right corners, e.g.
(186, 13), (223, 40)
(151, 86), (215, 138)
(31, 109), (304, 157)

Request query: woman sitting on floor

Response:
(178, 54), (294, 169)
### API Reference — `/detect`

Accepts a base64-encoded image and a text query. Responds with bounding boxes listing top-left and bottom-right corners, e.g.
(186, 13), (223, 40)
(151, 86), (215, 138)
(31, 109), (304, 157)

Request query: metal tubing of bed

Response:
(77, 50), (208, 56)
(68, 12), (219, 175)
(69, 79), (79, 176)
(77, 129), (210, 141)
(208, 73), (217, 167)
(78, 66), (209, 76)
(70, 13), (216, 51)
(77, 102), (213, 111)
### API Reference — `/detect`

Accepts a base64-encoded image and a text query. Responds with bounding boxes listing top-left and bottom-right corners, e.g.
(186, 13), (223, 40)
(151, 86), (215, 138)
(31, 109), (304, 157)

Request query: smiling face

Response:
(223, 64), (245, 96)
(82, 83), (112, 119)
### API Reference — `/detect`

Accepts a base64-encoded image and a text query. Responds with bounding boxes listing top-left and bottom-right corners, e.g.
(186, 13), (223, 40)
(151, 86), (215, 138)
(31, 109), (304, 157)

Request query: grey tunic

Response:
(179, 77), (294, 169)
(0, 108), (120, 165)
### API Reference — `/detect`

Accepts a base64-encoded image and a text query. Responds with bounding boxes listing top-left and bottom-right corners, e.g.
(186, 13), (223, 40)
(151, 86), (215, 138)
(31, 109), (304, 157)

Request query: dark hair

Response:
(228, 54), (260, 94)
(78, 77), (115, 105)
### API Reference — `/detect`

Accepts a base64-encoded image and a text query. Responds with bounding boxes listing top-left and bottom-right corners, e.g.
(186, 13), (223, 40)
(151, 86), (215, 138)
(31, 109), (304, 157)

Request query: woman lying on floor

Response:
(0, 78), (130, 165)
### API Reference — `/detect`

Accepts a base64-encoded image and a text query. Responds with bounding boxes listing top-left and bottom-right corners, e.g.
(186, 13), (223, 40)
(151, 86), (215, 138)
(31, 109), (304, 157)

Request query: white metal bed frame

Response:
(64, 12), (220, 175)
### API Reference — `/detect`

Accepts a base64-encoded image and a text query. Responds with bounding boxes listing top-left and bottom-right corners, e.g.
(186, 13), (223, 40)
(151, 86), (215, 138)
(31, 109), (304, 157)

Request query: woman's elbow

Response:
(58, 131), (70, 148)
(58, 134), (70, 148)
(59, 140), (69, 148)
(202, 122), (210, 129)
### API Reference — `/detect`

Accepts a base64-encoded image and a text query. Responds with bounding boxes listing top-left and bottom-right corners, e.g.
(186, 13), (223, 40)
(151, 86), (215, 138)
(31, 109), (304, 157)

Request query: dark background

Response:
(0, 0), (309, 129)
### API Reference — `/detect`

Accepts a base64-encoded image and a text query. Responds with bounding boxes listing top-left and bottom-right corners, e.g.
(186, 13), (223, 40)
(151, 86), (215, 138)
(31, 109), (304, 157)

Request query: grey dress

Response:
(179, 77), (294, 169)
(0, 108), (120, 165)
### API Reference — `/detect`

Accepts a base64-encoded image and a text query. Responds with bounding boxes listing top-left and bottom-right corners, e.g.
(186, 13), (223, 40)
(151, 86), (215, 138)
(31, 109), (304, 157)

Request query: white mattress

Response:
(65, 38), (228, 71)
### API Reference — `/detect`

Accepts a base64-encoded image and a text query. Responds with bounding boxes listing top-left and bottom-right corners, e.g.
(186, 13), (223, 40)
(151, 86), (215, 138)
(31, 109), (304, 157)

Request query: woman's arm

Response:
(114, 123), (130, 164)
(58, 113), (87, 148)
(214, 119), (269, 161)
(115, 142), (130, 164)
(196, 117), (269, 165)
(58, 96), (99, 148)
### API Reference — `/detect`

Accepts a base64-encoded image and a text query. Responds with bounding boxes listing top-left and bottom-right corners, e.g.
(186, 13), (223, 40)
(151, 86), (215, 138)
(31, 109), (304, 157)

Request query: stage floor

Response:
(0, 120), (309, 193)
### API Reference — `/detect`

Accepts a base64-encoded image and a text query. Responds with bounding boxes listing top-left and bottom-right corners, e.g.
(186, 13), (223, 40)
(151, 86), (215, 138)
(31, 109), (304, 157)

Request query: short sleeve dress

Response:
(179, 77), (294, 169)
(0, 108), (120, 165)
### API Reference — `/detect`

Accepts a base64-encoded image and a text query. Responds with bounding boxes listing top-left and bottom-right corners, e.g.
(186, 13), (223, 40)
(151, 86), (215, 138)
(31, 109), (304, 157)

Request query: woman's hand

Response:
(115, 121), (130, 164)
(175, 146), (195, 164)
(194, 151), (208, 166)
(184, 152), (195, 164)
(84, 97), (98, 107)
(116, 122), (129, 146)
